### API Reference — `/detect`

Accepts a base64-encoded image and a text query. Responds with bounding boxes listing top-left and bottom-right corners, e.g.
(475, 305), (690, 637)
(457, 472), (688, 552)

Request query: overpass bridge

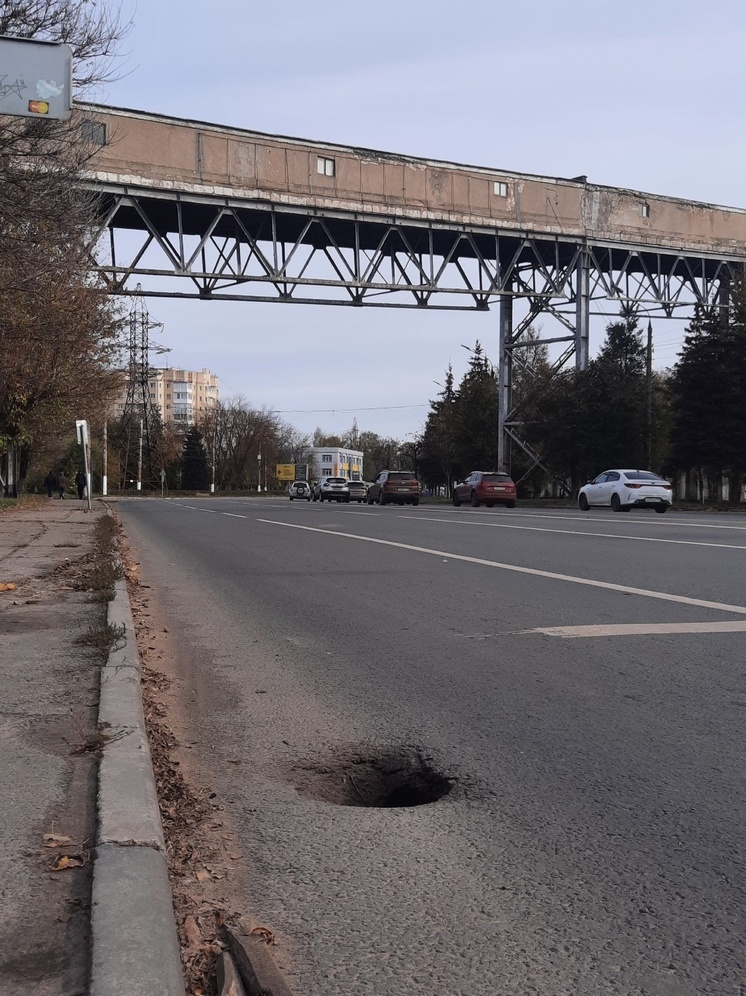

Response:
(81, 103), (746, 468)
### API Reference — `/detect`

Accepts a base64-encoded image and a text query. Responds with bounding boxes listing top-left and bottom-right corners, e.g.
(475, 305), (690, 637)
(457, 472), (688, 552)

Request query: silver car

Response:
(578, 469), (673, 513)
(314, 476), (350, 503)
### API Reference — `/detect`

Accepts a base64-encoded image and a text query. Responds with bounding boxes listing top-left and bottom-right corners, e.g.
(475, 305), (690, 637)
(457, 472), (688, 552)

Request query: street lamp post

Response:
(257, 448), (262, 492)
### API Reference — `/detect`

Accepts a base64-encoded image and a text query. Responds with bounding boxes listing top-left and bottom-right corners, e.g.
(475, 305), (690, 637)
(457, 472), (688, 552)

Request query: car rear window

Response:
(624, 472), (666, 482)
(327, 477), (347, 484)
(482, 473), (512, 483)
(388, 472), (416, 481)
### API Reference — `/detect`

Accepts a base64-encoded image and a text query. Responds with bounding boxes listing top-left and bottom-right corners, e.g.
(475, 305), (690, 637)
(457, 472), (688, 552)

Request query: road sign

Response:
(276, 463), (295, 480)
(0, 36), (72, 120)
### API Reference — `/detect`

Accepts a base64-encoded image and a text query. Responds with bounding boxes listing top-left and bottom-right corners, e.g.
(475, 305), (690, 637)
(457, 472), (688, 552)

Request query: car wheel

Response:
(470, 491), (480, 508)
(379, 494), (386, 506)
(506, 499), (516, 509)
(289, 497), (293, 501)
(452, 493), (461, 507)
(654, 504), (668, 514)
(578, 493), (589, 511)
(367, 494), (374, 505)
(412, 498), (419, 506)
(486, 502), (494, 508)
(306, 496), (311, 501)
(610, 493), (621, 512)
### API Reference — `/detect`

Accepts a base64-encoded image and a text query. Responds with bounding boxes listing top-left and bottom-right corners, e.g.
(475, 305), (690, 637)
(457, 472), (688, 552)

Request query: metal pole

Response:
(102, 420), (108, 496)
(575, 249), (590, 371)
(498, 294), (513, 472)
(646, 320), (653, 467)
(210, 439), (216, 493)
(257, 448), (262, 492)
(137, 419), (143, 491)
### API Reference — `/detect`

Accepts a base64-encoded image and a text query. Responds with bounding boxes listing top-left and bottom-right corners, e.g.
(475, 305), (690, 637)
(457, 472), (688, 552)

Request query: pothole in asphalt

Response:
(288, 746), (454, 808)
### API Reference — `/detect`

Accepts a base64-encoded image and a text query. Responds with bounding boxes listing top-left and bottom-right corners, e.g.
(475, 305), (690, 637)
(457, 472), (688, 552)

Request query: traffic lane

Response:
(116, 501), (746, 994)
(292, 504), (746, 612)
(166, 499), (746, 635)
(119, 501), (746, 995)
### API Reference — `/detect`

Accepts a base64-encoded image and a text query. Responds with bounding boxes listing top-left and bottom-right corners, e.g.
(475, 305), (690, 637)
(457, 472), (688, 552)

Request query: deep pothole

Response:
(288, 747), (454, 808)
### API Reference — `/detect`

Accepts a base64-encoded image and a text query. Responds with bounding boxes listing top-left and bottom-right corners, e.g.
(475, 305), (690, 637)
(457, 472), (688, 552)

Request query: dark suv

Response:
(367, 470), (420, 506)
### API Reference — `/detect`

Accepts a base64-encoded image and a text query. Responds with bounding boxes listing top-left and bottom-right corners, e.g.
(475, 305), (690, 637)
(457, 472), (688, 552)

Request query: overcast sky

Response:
(99, 0), (746, 440)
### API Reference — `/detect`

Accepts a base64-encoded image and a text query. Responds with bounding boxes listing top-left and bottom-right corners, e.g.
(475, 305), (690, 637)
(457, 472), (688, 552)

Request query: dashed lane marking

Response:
(532, 621), (746, 638)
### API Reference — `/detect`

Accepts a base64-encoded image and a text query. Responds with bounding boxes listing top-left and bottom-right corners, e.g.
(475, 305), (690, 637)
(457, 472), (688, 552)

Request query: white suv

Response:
(313, 476), (350, 503)
(288, 480), (311, 501)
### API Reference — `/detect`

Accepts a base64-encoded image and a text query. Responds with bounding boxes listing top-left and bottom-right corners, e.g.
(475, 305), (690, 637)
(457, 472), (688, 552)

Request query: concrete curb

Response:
(89, 576), (185, 996)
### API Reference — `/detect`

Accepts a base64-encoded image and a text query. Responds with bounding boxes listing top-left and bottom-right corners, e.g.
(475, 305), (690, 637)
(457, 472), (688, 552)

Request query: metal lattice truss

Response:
(91, 187), (734, 314)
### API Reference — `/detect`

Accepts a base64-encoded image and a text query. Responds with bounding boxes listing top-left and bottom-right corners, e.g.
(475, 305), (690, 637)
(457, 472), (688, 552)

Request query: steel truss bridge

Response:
(83, 104), (746, 473)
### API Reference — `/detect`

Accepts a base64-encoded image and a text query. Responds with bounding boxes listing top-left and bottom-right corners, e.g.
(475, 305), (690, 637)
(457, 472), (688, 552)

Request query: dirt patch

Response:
(117, 522), (247, 996)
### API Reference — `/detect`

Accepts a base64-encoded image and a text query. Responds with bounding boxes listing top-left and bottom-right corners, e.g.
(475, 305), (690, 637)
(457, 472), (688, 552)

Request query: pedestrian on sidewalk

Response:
(44, 471), (57, 499)
(75, 470), (87, 500)
(57, 470), (67, 499)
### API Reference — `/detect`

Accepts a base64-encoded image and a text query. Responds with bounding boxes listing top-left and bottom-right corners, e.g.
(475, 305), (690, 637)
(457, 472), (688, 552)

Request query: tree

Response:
(453, 342), (499, 471)
(0, 1), (130, 492)
(181, 426), (210, 491)
(670, 276), (746, 500)
(419, 364), (459, 492)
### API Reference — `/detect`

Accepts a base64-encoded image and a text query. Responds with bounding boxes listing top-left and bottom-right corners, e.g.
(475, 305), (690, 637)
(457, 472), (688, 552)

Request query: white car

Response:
(288, 480), (311, 501)
(578, 469), (672, 513)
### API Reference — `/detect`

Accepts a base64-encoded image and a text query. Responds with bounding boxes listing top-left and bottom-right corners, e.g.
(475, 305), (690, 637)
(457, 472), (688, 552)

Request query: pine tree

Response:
(181, 426), (210, 491)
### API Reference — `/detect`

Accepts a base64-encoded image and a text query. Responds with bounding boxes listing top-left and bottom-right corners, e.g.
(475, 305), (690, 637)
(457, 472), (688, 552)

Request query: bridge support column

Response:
(575, 249), (590, 371)
(498, 293), (513, 473)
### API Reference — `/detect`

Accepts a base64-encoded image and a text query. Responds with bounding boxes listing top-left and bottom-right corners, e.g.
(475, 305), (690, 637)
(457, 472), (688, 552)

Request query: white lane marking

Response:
(257, 519), (746, 616)
(533, 621), (746, 638)
(341, 510), (380, 516)
(401, 516), (746, 551)
(223, 512), (247, 519)
(415, 506), (746, 532)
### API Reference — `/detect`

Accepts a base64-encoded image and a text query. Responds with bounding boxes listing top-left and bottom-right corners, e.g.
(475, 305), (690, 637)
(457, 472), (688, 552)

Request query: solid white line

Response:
(533, 621), (746, 638)
(416, 506), (746, 532)
(223, 513), (247, 519)
(257, 519), (746, 616)
(404, 516), (746, 551)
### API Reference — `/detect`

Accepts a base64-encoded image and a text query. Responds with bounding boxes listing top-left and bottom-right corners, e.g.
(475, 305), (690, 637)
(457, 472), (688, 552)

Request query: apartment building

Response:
(113, 367), (220, 424)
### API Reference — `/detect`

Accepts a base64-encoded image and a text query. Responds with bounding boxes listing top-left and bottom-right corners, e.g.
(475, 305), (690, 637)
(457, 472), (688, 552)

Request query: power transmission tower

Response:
(119, 285), (170, 489)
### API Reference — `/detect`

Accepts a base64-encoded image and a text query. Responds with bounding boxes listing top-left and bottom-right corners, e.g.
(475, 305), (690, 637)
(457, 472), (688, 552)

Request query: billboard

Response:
(276, 463), (295, 480)
(0, 36), (73, 120)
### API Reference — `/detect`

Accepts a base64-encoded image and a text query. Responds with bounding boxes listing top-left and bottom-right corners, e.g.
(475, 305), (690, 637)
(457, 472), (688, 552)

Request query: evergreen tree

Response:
(181, 426), (210, 491)
(671, 276), (746, 498)
(419, 364), (459, 491)
(454, 342), (499, 470)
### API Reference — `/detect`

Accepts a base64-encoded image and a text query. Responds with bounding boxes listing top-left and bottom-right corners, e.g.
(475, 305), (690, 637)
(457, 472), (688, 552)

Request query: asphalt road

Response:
(116, 497), (746, 996)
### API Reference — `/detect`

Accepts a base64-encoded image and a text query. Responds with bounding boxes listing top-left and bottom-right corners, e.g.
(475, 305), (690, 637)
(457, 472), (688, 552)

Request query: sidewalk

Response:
(0, 498), (183, 996)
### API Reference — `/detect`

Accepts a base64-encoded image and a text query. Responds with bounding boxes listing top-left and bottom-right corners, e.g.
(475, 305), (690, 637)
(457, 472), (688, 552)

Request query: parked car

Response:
(367, 470), (420, 506)
(452, 471), (516, 508)
(578, 469), (672, 513)
(347, 480), (367, 503)
(288, 480), (311, 501)
(314, 476), (350, 503)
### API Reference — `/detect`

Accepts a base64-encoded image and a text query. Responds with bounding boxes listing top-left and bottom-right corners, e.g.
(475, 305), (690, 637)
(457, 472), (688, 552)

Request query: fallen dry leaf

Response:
(0, 582), (17, 592)
(50, 854), (86, 871)
(43, 833), (73, 848)
(250, 926), (276, 945)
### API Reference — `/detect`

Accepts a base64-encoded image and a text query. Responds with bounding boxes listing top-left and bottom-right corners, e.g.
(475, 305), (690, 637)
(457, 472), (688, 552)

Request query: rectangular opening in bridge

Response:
(317, 156), (335, 177)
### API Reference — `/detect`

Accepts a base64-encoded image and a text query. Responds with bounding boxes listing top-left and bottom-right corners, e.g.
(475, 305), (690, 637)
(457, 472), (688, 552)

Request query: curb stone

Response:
(89, 574), (185, 996)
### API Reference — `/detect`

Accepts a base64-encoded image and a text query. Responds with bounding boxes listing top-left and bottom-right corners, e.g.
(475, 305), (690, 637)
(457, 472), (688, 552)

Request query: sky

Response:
(95, 0), (746, 440)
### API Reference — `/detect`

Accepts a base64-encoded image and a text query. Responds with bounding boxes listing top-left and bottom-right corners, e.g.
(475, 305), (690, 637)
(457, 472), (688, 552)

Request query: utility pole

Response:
(646, 320), (653, 467)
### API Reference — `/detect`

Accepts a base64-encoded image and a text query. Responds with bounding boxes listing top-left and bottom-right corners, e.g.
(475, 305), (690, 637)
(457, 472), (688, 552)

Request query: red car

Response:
(452, 471), (516, 508)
